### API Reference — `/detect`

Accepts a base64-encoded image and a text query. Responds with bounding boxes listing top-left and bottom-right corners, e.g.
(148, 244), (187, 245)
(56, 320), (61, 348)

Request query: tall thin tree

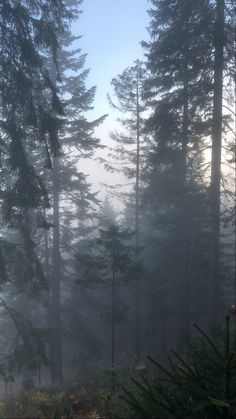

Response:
(208, 0), (225, 328)
(108, 60), (146, 362)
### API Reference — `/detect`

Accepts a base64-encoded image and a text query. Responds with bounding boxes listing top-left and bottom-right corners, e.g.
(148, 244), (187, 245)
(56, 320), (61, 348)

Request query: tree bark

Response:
(135, 61), (141, 363)
(181, 62), (190, 345)
(179, 17), (190, 348)
(50, 156), (63, 386)
(111, 239), (117, 394)
(208, 0), (224, 329)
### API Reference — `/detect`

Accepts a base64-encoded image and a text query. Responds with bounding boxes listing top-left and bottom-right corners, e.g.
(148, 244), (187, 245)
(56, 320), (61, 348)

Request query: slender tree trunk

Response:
(22, 210), (35, 385)
(179, 27), (190, 348)
(50, 156), (63, 386)
(161, 314), (167, 362)
(111, 242), (116, 394)
(43, 208), (53, 377)
(182, 63), (189, 182)
(181, 69), (190, 342)
(111, 260), (115, 369)
(44, 224), (49, 282)
(208, 0), (224, 329)
(223, 315), (230, 418)
(135, 62), (141, 363)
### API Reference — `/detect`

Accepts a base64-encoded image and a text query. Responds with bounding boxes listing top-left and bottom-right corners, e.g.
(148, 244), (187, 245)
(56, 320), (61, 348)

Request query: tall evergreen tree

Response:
(0, 0), (68, 216)
(0, 0), (70, 384)
(43, 0), (106, 385)
(208, 0), (224, 328)
(141, 0), (235, 350)
(75, 222), (134, 372)
(107, 60), (146, 362)
(142, 0), (215, 351)
(0, 0), (69, 294)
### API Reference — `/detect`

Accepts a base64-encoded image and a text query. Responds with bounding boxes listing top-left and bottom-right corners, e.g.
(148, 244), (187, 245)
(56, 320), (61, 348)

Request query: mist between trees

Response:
(0, 1), (235, 418)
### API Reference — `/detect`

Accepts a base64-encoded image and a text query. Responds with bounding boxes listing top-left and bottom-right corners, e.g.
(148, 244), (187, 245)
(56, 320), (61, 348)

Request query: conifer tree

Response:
(0, 0), (70, 383)
(43, 0), (106, 385)
(142, 0), (215, 350)
(75, 222), (134, 371)
(0, 0), (69, 292)
(107, 60), (146, 362)
(208, 0), (224, 328)
(0, 0), (68, 216)
(142, 0), (235, 348)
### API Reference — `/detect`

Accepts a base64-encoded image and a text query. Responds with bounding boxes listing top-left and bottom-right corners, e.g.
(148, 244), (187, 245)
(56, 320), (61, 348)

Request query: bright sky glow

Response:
(72, 0), (150, 199)
(73, 0), (149, 123)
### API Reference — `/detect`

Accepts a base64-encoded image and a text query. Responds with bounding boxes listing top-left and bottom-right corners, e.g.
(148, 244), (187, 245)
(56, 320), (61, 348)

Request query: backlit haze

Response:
(72, 0), (149, 201)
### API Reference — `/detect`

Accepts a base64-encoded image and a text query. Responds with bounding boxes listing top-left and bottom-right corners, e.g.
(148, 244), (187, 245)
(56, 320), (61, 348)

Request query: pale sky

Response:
(72, 0), (150, 201)
(74, 0), (149, 121)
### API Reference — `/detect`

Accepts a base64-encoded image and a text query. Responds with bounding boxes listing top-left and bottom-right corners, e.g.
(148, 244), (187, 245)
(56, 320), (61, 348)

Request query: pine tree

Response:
(141, 0), (235, 349)
(42, 0), (106, 385)
(75, 222), (135, 372)
(208, 0), (224, 329)
(141, 0), (215, 351)
(0, 0), (69, 293)
(107, 60), (146, 363)
(0, 0), (70, 384)
(0, 0), (68, 216)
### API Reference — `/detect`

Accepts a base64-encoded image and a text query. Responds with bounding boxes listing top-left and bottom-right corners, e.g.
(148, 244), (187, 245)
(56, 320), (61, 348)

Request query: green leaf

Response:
(208, 398), (231, 408)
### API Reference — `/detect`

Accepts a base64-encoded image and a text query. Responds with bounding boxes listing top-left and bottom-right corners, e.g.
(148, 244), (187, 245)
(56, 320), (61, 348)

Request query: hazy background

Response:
(72, 0), (149, 199)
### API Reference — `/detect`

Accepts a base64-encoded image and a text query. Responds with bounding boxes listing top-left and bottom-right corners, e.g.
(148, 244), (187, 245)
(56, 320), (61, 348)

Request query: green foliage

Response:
(0, 298), (49, 376)
(97, 367), (131, 419)
(121, 316), (236, 418)
(9, 387), (99, 419)
(138, 0), (235, 353)
(75, 223), (136, 300)
(98, 387), (111, 400)
(0, 0), (69, 215)
(107, 60), (146, 180)
(0, 1), (69, 381)
(105, 367), (122, 386)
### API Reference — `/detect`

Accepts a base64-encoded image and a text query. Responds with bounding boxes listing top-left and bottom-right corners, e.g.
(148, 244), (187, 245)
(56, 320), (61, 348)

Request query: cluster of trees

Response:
(0, 0), (235, 395)
(106, 0), (235, 361)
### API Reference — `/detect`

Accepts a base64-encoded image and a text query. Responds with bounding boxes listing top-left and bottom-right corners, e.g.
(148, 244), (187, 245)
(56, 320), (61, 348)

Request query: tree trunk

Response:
(179, 22), (190, 348)
(208, 0), (224, 329)
(111, 242), (116, 393)
(43, 208), (53, 379)
(181, 67), (190, 345)
(22, 209), (36, 387)
(135, 62), (141, 363)
(50, 156), (63, 386)
(111, 261), (115, 369)
(161, 314), (167, 362)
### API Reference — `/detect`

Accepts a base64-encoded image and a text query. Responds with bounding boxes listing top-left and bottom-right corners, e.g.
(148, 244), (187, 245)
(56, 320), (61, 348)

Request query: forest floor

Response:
(0, 387), (116, 419)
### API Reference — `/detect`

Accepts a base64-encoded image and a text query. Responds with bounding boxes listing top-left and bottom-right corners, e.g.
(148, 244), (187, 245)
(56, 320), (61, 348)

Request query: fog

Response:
(0, 0), (235, 418)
